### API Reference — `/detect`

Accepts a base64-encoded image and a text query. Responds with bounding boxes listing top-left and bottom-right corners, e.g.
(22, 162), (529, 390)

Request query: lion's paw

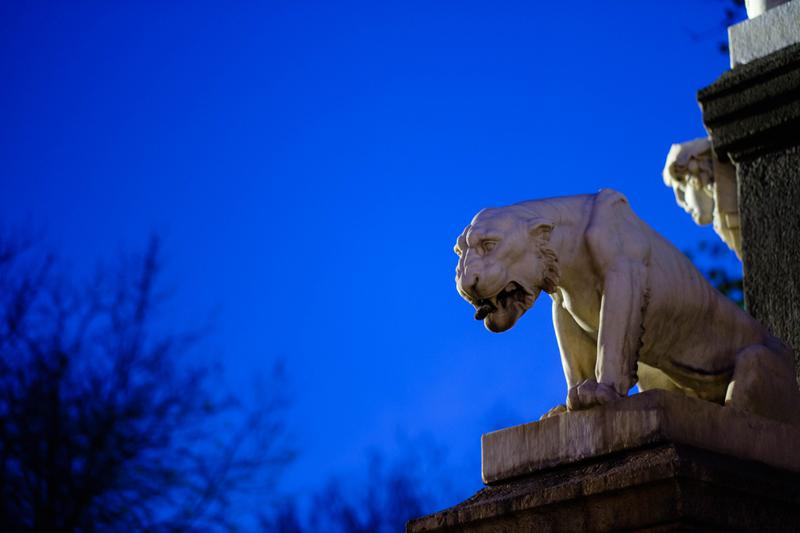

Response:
(567, 379), (623, 410)
(539, 403), (568, 420)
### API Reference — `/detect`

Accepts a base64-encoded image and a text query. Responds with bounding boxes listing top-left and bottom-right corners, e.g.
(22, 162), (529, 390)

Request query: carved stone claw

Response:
(567, 379), (623, 411)
(540, 404), (568, 420)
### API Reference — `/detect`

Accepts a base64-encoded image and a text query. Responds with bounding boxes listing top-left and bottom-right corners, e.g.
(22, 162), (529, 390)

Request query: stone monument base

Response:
(407, 391), (800, 532)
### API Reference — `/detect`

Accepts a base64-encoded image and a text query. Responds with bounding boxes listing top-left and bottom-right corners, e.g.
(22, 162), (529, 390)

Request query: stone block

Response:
(408, 443), (800, 532)
(729, 0), (800, 67)
(482, 389), (800, 484)
(698, 42), (800, 381)
(408, 391), (800, 532)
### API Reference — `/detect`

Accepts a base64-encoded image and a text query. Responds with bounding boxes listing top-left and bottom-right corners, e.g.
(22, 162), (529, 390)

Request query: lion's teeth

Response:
(475, 301), (496, 320)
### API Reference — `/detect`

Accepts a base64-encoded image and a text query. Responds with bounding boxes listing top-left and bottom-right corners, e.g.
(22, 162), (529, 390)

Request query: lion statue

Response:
(454, 189), (800, 424)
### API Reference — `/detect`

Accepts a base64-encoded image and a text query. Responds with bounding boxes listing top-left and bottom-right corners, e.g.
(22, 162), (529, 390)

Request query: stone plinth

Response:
(698, 42), (800, 382)
(482, 389), (800, 483)
(407, 391), (800, 533)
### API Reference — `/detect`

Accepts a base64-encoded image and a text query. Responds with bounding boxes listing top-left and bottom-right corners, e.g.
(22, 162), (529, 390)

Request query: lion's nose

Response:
(460, 272), (480, 299)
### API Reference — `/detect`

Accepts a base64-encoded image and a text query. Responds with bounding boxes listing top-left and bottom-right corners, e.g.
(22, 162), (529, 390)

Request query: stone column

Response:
(698, 27), (800, 381)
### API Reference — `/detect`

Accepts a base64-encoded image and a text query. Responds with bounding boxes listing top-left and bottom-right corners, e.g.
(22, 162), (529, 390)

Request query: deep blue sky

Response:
(1, 0), (738, 506)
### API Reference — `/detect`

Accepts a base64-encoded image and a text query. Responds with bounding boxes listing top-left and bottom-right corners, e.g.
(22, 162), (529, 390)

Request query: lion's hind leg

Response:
(726, 344), (800, 425)
(637, 362), (693, 395)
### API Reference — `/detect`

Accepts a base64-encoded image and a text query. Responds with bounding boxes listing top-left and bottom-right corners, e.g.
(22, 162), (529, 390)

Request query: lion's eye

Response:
(483, 241), (497, 253)
(454, 246), (462, 257)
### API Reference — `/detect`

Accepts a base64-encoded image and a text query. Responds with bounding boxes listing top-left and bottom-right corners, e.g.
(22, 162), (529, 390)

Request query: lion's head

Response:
(454, 205), (559, 332)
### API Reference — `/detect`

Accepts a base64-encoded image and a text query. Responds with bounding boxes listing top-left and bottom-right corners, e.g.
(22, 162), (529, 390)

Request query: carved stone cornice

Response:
(698, 42), (800, 377)
(698, 42), (800, 163)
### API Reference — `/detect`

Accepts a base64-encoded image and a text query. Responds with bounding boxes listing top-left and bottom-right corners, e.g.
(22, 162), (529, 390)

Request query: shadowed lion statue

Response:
(454, 189), (800, 424)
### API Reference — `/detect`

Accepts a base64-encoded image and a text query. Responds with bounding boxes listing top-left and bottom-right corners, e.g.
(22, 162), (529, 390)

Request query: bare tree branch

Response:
(0, 233), (294, 532)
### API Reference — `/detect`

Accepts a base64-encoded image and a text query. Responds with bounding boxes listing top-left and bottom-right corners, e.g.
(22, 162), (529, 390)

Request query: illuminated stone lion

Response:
(454, 189), (800, 423)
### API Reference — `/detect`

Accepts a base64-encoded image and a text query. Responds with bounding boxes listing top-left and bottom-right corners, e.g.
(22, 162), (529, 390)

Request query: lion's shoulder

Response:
(585, 189), (649, 265)
(594, 188), (629, 208)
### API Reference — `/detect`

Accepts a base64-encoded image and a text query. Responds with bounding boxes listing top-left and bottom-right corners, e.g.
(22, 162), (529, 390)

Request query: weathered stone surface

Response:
(698, 42), (800, 163)
(409, 392), (800, 532)
(698, 42), (800, 382)
(737, 146), (800, 382)
(408, 443), (800, 532)
(745, 0), (793, 19)
(481, 390), (800, 484)
(729, 0), (800, 67)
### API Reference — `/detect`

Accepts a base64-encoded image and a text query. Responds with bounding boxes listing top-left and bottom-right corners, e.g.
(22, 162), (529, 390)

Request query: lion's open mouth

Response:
(474, 281), (535, 320)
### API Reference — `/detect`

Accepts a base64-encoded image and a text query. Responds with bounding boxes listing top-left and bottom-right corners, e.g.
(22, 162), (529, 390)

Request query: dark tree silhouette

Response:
(683, 0), (746, 54)
(685, 240), (744, 307)
(719, 0), (747, 54)
(263, 438), (457, 533)
(307, 453), (428, 533)
(0, 233), (293, 532)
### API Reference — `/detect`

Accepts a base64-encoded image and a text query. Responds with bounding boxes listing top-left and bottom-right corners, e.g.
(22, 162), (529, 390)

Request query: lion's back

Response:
(638, 219), (766, 374)
(584, 189), (766, 373)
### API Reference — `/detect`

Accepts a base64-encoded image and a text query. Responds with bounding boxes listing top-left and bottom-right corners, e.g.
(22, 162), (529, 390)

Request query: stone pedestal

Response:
(407, 391), (800, 532)
(698, 43), (800, 382)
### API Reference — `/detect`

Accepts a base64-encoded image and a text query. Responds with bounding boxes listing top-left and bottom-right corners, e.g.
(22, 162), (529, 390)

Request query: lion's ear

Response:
(528, 220), (554, 242)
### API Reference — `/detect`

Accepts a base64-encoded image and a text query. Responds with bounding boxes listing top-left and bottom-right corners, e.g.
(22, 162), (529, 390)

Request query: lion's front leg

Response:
(567, 189), (651, 411)
(578, 259), (647, 409)
(564, 260), (647, 411)
(546, 294), (597, 417)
